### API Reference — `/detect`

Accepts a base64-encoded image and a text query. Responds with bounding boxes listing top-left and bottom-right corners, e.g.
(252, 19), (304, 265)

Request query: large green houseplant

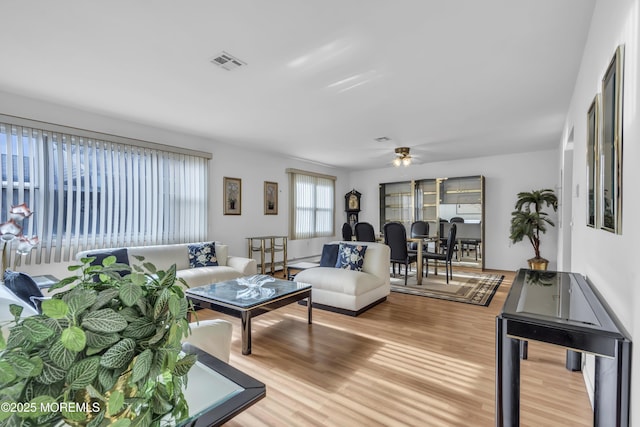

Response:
(509, 188), (558, 270)
(0, 255), (196, 427)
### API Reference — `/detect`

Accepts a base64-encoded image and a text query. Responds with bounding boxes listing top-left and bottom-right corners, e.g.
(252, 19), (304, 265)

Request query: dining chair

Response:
(439, 221), (459, 261)
(355, 222), (376, 242)
(424, 223), (457, 283)
(341, 222), (353, 241)
(408, 221), (429, 251)
(384, 222), (417, 286)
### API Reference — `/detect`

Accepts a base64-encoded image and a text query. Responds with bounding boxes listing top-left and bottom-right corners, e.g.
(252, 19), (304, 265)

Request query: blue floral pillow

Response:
(188, 242), (218, 268)
(335, 243), (367, 271)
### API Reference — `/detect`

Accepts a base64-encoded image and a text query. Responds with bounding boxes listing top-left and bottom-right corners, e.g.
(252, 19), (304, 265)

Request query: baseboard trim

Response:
(298, 296), (387, 317)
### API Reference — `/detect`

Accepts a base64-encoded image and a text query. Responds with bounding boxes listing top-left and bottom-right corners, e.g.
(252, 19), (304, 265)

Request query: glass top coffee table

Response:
(185, 275), (312, 355)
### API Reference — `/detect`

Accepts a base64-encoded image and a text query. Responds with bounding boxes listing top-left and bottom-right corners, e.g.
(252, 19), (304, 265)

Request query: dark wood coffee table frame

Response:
(186, 286), (312, 355)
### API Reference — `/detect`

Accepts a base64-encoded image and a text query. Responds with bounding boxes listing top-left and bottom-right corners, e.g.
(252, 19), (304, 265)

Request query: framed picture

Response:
(224, 177), (241, 215)
(586, 94), (600, 228)
(599, 45), (624, 234)
(264, 181), (278, 215)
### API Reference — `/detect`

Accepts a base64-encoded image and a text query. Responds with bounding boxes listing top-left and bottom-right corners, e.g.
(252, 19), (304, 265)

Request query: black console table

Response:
(496, 269), (631, 426)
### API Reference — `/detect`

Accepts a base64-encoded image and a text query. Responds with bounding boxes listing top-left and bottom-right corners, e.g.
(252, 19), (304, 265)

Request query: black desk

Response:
(496, 269), (631, 426)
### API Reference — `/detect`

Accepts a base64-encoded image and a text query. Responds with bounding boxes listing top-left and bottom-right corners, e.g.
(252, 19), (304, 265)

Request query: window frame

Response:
(287, 168), (336, 240)
(0, 114), (211, 264)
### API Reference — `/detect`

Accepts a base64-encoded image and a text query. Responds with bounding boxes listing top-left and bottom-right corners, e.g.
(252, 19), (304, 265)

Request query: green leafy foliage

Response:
(100, 338), (136, 369)
(82, 309), (128, 333)
(61, 326), (87, 352)
(66, 357), (100, 390)
(0, 255), (196, 426)
(41, 299), (68, 319)
(49, 340), (78, 369)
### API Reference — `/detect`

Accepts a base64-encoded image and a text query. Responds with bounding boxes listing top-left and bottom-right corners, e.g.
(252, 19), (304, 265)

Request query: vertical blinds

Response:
(287, 169), (335, 239)
(0, 119), (209, 265)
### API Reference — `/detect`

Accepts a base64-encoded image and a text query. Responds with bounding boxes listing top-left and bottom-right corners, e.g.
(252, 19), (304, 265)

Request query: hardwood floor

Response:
(195, 270), (593, 426)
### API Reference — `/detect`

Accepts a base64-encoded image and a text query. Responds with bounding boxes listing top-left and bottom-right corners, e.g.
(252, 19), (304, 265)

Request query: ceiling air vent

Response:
(210, 51), (247, 71)
(374, 136), (391, 143)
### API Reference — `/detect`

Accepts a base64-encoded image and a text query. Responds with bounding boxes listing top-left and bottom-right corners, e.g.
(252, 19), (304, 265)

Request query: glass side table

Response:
(179, 343), (266, 426)
(31, 274), (59, 289)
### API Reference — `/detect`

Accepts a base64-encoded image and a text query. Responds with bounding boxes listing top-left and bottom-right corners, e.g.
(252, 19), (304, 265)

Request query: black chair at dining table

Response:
(408, 221), (429, 250)
(384, 222), (417, 286)
(354, 222), (376, 242)
(424, 223), (457, 283)
(341, 222), (353, 241)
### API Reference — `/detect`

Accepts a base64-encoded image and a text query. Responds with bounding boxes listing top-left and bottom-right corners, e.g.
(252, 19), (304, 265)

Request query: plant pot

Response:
(528, 258), (548, 270)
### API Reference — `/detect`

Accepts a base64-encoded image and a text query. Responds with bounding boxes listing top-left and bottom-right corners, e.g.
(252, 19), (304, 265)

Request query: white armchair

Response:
(184, 319), (233, 363)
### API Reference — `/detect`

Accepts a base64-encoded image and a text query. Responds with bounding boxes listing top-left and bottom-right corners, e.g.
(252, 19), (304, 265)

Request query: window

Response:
(287, 169), (335, 239)
(0, 115), (210, 265)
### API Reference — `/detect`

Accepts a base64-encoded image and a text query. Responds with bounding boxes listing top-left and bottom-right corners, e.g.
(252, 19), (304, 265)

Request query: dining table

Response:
(407, 235), (439, 285)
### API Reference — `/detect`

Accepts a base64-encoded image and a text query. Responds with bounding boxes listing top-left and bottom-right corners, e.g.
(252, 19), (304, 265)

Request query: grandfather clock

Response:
(344, 189), (361, 228)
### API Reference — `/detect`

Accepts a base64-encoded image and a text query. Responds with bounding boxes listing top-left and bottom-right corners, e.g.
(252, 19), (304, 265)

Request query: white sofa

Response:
(76, 242), (257, 288)
(294, 241), (390, 316)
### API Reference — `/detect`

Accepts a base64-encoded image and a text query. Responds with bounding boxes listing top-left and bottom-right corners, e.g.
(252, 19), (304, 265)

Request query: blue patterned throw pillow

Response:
(188, 242), (218, 268)
(335, 243), (367, 271)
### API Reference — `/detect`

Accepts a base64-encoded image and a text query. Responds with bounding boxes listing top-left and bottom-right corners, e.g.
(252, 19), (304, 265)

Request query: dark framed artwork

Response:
(599, 45), (624, 234)
(224, 177), (241, 215)
(586, 94), (599, 228)
(264, 181), (278, 215)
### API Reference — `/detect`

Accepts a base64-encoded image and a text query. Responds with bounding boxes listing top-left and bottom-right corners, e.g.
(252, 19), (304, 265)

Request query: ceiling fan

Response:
(392, 147), (412, 167)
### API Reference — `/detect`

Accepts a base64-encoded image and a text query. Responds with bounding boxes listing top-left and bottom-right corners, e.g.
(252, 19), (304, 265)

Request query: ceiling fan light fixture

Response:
(392, 146), (412, 167)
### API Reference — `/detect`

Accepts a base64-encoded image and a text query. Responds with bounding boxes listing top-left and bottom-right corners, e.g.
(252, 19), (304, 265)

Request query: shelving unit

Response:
(379, 181), (414, 231)
(416, 178), (440, 234)
(246, 236), (287, 275)
(379, 175), (485, 269)
(442, 176), (483, 205)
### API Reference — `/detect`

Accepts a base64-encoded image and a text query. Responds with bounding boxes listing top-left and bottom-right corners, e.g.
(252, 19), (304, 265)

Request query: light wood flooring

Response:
(196, 270), (593, 426)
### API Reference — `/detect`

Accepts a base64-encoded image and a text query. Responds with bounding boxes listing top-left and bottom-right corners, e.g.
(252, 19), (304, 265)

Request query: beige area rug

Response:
(389, 269), (503, 306)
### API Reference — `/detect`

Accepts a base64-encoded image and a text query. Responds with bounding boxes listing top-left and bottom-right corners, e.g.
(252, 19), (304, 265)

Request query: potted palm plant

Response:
(509, 188), (558, 270)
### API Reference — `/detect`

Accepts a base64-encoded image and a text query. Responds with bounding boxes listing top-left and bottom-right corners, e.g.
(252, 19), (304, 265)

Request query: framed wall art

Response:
(586, 94), (599, 228)
(224, 177), (241, 215)
(264, 181), (278, 215)
(599, 45), (624, 234)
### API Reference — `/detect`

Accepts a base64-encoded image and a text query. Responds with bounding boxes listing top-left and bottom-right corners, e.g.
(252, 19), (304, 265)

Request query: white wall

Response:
(560, 0), (639, 421)
(0, 90), (349, 279)
(209, 142), (349, 261)
(348, 149), (560, 271)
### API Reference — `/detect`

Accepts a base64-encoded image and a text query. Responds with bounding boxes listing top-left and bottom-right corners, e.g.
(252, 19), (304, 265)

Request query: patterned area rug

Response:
(389, 269), (503, 306)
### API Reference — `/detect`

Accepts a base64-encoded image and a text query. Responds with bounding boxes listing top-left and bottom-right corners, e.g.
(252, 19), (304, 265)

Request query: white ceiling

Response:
(0, 0), (595, 170)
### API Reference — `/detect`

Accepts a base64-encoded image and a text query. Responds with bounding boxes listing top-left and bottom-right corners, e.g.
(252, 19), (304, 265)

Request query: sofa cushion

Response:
(213, 244), (228, 267)
(188, 242), (219, 268)
(128, 244), (190, 271)
(335, 243), (367, 271)
(177, 266), (243, 287)
(295, 267), (382, 296)
(319, 244), (340, 267)
(84, 248), (130, 277)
